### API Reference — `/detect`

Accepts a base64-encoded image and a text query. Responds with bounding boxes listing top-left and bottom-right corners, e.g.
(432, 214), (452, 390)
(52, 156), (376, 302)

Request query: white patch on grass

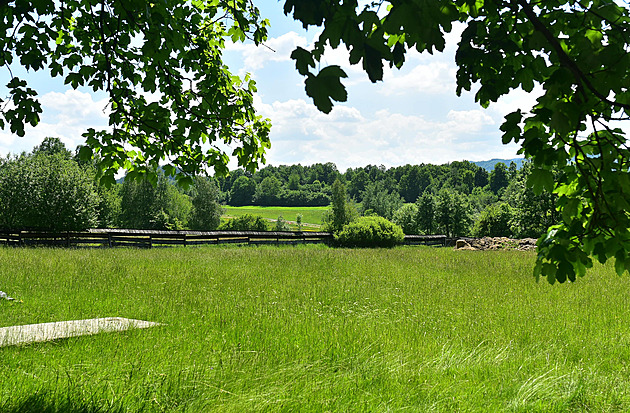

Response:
(0, 317), (161, 347)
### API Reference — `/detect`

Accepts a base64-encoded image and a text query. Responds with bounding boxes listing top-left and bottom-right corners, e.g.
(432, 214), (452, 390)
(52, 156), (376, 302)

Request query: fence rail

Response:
(0, 229), (446, 248)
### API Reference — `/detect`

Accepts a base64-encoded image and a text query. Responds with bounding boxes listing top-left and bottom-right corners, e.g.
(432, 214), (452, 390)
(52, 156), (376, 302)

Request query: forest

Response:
(0, 137), (555, 239)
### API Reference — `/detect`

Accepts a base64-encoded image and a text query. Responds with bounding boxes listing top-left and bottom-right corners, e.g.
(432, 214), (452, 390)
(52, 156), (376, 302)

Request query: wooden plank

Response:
(71, 238), (110, 245)
(185, 240), (219, 246)
(110, 236), (151, 243)
(217, 238), (249, 244)
(150, 239), (186, 245)
(111, 241), (150, 248)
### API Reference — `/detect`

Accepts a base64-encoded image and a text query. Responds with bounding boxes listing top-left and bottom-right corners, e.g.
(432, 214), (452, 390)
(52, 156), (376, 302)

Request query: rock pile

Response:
(455, 237), (537, 251)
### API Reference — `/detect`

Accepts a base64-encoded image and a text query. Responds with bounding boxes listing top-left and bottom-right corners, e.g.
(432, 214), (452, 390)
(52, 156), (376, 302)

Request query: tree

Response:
(416, 192), (436, 235)
(253, 176), (283, 206)
(330, 179), (348, 232)
(472, 203), (514, 238)
(398, 165), (423, 202)
(119, 172), (191, 230)
(489, 163), (509, 195)
(435, 189), (472, 238)
(360, 181), (403, 220)
(2, 0), (271, 186)
(95, 183), (121, 229)
(347, 169), (369, 200)
(230, 176), (257, 206)
(31, 137), (72, 159)
(0, 153), (99, 230)
(288, 173), (301, 190)
(189, 177), (223, 231)
(285, 1), (630, 282)
(507, 162), (558, 239)
(392, 203), (419, 235)
(324, 178), (357, 232)
(474, 167), (489, 189)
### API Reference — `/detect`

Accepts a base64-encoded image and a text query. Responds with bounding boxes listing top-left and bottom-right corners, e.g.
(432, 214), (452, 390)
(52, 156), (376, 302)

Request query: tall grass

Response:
(1, 246), (630, 411)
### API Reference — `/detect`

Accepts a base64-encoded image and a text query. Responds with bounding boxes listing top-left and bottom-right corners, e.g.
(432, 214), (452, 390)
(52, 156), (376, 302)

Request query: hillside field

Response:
(222, 206), (328, 229)
(2, 246), (630, 411)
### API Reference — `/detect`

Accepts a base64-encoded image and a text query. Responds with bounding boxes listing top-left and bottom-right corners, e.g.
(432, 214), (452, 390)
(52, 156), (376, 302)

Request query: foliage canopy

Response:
(1, 0), (271, 187)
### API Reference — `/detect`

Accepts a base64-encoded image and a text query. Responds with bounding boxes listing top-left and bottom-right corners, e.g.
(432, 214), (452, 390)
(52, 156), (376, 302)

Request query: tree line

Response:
(0, 137), (555, 239)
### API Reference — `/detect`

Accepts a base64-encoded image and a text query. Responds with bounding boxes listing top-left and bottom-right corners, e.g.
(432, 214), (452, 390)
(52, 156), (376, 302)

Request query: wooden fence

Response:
(0, 229), (446, 248)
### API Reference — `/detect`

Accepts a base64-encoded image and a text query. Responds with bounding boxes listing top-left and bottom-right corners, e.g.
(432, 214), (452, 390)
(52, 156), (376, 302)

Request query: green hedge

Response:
(335, 216), (404, 248)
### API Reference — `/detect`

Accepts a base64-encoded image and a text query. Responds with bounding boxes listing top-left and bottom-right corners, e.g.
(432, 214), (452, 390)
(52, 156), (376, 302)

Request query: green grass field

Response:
(222, 206), (327, 229)
(2, 246), (630, 412)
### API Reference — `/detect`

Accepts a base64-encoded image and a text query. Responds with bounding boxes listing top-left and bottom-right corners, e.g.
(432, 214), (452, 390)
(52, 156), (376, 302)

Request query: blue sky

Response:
(0, 2), (533, 171)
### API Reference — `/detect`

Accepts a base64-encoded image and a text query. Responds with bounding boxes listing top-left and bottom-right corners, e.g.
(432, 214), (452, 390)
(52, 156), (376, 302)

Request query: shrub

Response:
(472, 202), (514, 238)
(274, 216), (290, 231)
(219, 214), (269, 231)
(0, 153), (99, 230)
(335, 216), (404, 248)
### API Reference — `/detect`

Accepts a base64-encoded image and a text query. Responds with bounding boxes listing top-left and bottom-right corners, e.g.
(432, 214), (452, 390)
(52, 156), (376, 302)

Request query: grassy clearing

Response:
(1, 246), (630, 411)
(222, 206), (327, 229)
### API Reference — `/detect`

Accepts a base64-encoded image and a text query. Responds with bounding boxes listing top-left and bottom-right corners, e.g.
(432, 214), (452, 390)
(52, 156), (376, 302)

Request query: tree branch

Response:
(518, 0), (630, 111)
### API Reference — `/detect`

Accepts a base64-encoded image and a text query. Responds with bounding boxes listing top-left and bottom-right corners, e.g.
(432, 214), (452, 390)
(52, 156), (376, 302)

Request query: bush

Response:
(472, 202), (514, 238)
(335, 216), (404, 248)
(274, 216), (290, 231)
(0, 153), (99, 230)
(219, 214), (269, 231)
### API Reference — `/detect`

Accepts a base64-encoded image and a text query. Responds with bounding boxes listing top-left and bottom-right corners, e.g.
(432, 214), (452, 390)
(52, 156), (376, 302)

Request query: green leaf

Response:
(526, 169), (554, 195)
(99, 174), (116, 188)
(615, 250), (627, 276)
(305, 65), (348, 114)
(290, 46), (315, 76)
(78, 145), (93, 161)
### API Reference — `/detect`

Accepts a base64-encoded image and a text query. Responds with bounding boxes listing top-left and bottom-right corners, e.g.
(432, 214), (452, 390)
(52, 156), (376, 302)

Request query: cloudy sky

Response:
(0, 2), (534, 171)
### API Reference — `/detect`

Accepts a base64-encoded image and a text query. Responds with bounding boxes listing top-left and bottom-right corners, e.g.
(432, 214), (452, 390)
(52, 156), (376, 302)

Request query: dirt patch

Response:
(455, 237), (537, 251)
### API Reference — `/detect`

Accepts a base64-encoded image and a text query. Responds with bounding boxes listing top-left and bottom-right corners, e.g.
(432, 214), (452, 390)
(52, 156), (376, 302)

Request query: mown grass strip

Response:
(222, 206), (327, 229)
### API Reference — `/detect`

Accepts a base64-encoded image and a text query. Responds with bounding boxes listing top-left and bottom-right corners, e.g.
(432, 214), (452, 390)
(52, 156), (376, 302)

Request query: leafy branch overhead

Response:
(284, 0), (630, 283)
(1, 0), (271, 186)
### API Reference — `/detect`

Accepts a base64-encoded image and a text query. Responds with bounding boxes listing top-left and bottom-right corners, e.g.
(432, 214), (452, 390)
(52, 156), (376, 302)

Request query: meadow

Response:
(1, 245), (630, 412)
(222, 206), (327, 229)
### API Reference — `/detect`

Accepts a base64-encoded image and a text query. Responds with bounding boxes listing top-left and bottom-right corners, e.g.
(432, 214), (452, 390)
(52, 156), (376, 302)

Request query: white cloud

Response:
(226, 31), (308, 75)
(255, 96), (516, 170)
(0, 89), (109, 156)
(381, 61), (457, 95)
(488, 85), (544, 118)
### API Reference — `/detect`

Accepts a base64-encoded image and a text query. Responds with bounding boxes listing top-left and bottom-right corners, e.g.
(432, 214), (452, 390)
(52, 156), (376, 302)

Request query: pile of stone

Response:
(455, 237), (537, 251)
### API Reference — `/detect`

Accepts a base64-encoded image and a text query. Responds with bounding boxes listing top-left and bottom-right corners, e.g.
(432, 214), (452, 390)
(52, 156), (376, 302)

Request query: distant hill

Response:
(473, 158), (526, 171)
